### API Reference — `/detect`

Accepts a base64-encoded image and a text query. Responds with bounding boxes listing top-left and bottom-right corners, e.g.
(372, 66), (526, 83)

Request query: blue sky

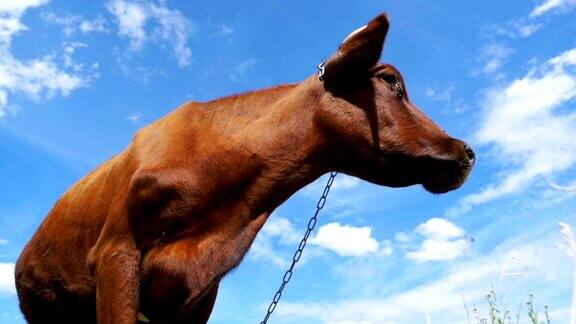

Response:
(1, 0), (576, 323)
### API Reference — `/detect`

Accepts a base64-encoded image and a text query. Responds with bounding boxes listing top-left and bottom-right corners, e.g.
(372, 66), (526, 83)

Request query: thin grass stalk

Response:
(558, 222), (576, 324)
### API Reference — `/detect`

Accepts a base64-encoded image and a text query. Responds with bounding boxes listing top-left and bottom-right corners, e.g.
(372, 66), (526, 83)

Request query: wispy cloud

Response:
(229, 58), (257, 83)
(249, 216), (301, 268)
(425, 85), (454, 103)
(41, 12), (108, 36)
(474, 43), (514, 77)
(62, 42), (89, 72)
(216, 23), (234, 37)
(449, 46), (576, 216)
(107, 0), (195, 67)
(514, 23), (544, 38)
(481, 0), (574, 47)
(0, 0), (93, 118)
(127, 112), (142, 123)
(531, 0), (576, 17)
(550, 182), (576, 192)
(484, 20), (543, 39)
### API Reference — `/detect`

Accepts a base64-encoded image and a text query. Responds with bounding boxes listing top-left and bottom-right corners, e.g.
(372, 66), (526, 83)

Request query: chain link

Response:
(260, 172), (337, 324)
(317, 58), (327, 81)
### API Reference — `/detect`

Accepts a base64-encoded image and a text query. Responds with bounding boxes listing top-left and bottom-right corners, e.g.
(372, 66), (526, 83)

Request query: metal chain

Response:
(259, 172), (338, 324)
(317, 58), (327, 81)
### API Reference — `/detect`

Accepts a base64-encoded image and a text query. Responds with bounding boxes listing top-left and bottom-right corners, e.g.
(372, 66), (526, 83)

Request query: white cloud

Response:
(449, 46), (576, 215)
(41, 12), (108, 36)
(0, 1), (92, 117)
(0, 237), (7, 245)
(260, 216), (300, 245)
(406, 218), (468, 263)
(407, 238), (468, 263)
(0, 0), (46, 46)
(531, 0), (576, 17)
(0, 53), (87, 108)
(107, 1), (147, 49)
(415, 218), (465, 239)
(550, 47), (576, 66)
(310, 223), (380, 257)
(0, 262), (15, 294)
(0, 0), (47, 16)
(107, 0), (194, 67)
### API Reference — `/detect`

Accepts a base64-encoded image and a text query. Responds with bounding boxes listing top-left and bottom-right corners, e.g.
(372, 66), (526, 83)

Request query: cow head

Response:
(314, 13), (474, 193)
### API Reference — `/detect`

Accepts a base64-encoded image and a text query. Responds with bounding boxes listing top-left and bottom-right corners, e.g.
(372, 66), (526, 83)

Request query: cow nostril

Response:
(463, 144), (475, 162)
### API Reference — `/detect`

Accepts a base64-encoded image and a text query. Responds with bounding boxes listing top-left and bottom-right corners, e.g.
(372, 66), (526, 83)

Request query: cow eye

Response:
(380, 74), (398, 84)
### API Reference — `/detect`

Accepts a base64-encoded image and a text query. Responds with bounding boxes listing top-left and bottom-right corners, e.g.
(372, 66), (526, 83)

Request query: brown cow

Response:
(15, 13), (474, 324)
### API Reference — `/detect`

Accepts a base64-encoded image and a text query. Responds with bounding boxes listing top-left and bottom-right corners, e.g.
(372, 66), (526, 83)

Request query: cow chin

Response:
(421, 162), (472, 194)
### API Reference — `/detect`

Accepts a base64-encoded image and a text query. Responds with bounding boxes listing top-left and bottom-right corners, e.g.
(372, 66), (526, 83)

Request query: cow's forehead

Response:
(371, 63), (401, 75)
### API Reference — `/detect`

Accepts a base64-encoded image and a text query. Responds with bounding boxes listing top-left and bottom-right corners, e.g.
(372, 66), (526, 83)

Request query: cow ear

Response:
(323, 13), (390, 84)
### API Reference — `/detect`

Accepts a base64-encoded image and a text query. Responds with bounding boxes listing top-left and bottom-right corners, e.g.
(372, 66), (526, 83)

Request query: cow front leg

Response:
(92, 238), (141, 324)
